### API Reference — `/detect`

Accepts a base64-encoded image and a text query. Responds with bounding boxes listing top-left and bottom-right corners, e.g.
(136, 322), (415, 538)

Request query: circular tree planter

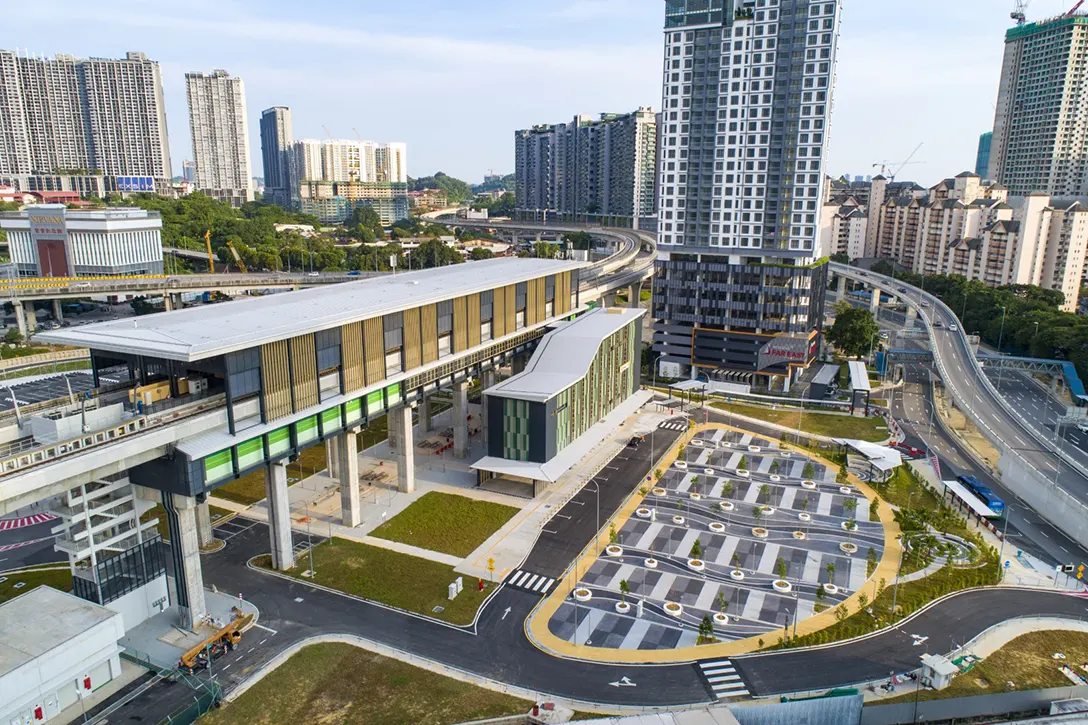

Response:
(689, 492), (703, 501)
(615, 601), (631, 614)
(652, 487), (668, 497)
(664, 601), (684, 618)
(720, 501), (736, 512)
(770, 474), (781, 482)
(839, 486), (853, 495)
(687, 558), (706, 573)
(748, 445), (762, 453)
(782, 451), (792, 457)
(691, 439), (704, 447)
(730, 569), (745, 582)
(644, 557), (659, 569)
(573, 588), (592, 602)
(675, 461), (689, 470)
(752, 527), (769, 539)
(798, 512), (812, 522)
(772, 579), (792, 593)
(823, 583), (839, 595)
(605, 545), (624, 557)
(704, 468), (715, 476)
(672, 516), (686, 525)
(636, 508), (652, 519)
(840, 542), (859, 554)
(801, 480), (817, 490)
(841, 521), (858, 532)
(792, 530), (807, 540)
(713, 612), (729, 626)
(736, 469), (750, 478)
(709, 522), (726, 534)
(760, 506), (776, 516)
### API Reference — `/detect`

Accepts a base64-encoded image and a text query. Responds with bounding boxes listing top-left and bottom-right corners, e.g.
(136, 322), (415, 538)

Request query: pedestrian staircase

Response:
(697, 658), (750, 699)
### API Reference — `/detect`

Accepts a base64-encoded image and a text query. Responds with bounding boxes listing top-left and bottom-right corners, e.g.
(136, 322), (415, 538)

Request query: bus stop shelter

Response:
(847, 360), (871, 414)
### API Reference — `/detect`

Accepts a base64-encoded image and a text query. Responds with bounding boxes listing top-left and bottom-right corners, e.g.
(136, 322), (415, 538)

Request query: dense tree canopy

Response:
(826, 301), (880, 359)
(472, 192), (516, 218)
(472, 173), (514, 194)
(409, 172), (472, 203)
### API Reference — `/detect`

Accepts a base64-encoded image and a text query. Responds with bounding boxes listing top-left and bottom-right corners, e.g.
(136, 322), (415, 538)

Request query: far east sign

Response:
(756, 335), (816, 371)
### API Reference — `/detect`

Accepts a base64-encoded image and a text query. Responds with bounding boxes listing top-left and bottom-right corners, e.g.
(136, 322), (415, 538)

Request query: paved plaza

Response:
(547, 426), (886, 650)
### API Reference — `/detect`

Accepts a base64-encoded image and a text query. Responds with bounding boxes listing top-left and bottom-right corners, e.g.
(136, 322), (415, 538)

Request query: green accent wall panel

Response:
(205, 449), (233, 484)
(367, 390), (384, 416)
(267, 427), (291, 457)
(321, 406), (343, 434)
(237, 438), (265, 470)
(296, 415), (319, 445)
(345, 398), (362, 426)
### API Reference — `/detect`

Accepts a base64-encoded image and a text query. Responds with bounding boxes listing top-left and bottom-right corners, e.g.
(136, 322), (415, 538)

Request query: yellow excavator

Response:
(204, 230), (215, 274)
(226, 240), (248, 273)
(178, 607), (254, 674)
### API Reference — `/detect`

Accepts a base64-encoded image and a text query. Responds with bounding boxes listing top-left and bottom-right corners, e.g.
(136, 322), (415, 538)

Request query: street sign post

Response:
(487, 557), (495, 583)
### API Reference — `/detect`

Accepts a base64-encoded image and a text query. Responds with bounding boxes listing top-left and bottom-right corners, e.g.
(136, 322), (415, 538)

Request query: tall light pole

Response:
(586, 479), (601, 555)
(997, 305), (1008, 388)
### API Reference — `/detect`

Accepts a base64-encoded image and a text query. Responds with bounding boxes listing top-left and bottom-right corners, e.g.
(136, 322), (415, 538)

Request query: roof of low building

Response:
(37, 258), (584, 362)
(0, 586), (120, 679)
(486, 306), (645, 403)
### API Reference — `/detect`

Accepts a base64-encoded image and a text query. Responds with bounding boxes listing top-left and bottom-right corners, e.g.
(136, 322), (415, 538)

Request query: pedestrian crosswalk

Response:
(506, 569), (556, 595)
(0, 513), (57, 531)
(697, 658), (750, 699)
(659, 420), (688, 432)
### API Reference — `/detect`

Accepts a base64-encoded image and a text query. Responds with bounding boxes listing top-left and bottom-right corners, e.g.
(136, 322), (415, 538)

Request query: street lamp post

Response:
(587, 479), (601, 555)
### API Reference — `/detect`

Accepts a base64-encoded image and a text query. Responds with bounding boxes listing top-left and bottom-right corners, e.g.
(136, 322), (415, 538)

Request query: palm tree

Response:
(691, 475), (701, 497)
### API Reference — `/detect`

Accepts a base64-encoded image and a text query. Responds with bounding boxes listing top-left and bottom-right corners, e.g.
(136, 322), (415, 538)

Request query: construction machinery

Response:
(1068, 0), (1085, 16)
(872, 142), (924, 181)
(178, 607), (254, 674)
(204, 230), (215, 273)
(1012, 0), (1030, 26)
(225, 240), (248, 273)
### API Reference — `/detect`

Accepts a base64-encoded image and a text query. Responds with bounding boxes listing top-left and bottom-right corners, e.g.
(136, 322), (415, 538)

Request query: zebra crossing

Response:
(506, 569), (556, 595)
(659, 420), (688, 432)
(0, 513), (57, 531)
(697, 658), (750, 699)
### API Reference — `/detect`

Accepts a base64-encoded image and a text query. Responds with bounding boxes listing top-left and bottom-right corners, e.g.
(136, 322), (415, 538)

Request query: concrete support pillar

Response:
(870, 287), (880, 313)
(419, 394), (434, 433)
(165, 494), (206, 630)
(390, 406), (415, 493)
(325, 437), (340, 481)
(164, 295), (175, 312)
(22, 301), (34, 335)
(51, 298), (63, 322)
(511, 356), (527, 375)
(627, 282), (641, 309)
(782, 370), (792, 394)
(387, 412), (399, 451)
(195, 501), (214, 548)
(453, 381), (470, 459)
(264, 462), (295, 571)
(905, 305), (918, 329)
(837, 275), (847, 299)
(14, 300), (27, 339)
(338, 429), (361, 528)
(602, 292), (616, 308)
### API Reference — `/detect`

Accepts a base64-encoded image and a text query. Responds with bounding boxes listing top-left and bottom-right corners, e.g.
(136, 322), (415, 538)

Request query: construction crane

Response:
(203, 230), (215, 274)
(872, 143), (925, 181)
(226, 240), (248, 273)
(1012, 0), (1030, 26)
(1067, 0), (1085, 16)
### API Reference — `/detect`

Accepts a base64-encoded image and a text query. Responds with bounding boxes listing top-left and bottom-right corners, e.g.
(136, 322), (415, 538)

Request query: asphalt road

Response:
(0, 517), (64, 569)
(986, 369), (1088, 461)
(890, 361), (1088, 572)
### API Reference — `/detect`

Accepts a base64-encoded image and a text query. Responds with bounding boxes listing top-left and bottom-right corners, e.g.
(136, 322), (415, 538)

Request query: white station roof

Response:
(486, 307), (646, 403)
(36, 258), (584, 362)
(942, 478), (998, 518)
(847, 360), (871, 392)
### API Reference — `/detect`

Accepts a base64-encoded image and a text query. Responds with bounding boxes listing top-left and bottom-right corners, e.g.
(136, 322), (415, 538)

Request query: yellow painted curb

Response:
(526, 421), (902, 663)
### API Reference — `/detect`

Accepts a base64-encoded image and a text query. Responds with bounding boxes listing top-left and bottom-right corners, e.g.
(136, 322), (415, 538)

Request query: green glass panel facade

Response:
(366, 390), (383, 416)
(345, 398), (362, 425)
(237, 437), (264, 470)
(267, 426), (291, 457)
(296, 415), (319, 445)
(502, 399), (531, 461)
(204, 449), (233, 484)
(321, 406), (342, 434)
(385, 382), (402, 406)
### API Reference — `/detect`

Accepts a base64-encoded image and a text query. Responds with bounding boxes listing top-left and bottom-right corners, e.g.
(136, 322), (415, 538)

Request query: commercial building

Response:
(987, 11), (1088, 196)
(182, 160), (197, 183)
(185, 70), (254, 206)
(0, 204), (165, 279)
(259, 107), (293, 206)
(286, 138), (409, 223)
(514, 107), (659, 225)
(652, 0), (842, 388)
(975, 132), (992, 178)
(0, 587), (126, 725)
(0, 49), (172, 193)
(474, 307), (645, 496)
(852, 172), (1088, 312)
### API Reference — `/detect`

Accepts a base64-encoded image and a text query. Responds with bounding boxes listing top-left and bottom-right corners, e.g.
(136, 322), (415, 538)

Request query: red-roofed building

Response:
(30, 191), (81, 204)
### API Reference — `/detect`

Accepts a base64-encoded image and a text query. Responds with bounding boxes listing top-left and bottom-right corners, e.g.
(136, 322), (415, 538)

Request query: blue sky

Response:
(3, 0), (1080, 186)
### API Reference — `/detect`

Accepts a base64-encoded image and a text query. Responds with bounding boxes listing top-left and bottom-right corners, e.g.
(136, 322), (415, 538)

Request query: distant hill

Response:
(409, 172), (473, 203)
(473, 173), (514, 194)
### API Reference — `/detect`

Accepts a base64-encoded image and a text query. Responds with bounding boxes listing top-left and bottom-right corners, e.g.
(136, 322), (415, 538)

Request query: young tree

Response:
(609, 523), (618, 545)
(752, 505), (762, 525)
(731, 553), (741, 570)
(654, 468), (663, 481)
(4, 328), (22, 346)
(834, 604), (848, 623)
(843, 497), (858, 517)
(866, 547), (879, 577)
(721, 481), (735, 499)
(857, 592), (870, 612)
(690, 538), (703, 559)
(699, 615), (715, 643)
(826, 562), (836, 586)
(770, 459), (780, 475)
(716, 591), (729, 616)
(758, 483), (771, 502)
(690, 475), (701, 496)
(738, 455), (749, 471)
(619, 578), (630, 604)
(802, 461), (815, 479)
(837, 465), (849, 484)
(869, 497), (880, 521)
(774, 558), (788, 579)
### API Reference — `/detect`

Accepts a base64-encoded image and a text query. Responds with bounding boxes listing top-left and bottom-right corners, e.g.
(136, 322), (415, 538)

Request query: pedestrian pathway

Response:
(697, 658), (750, 699)
(506, 569), (556, 595)
(659, 420), (688, 432)
(0, 513), (57, 530)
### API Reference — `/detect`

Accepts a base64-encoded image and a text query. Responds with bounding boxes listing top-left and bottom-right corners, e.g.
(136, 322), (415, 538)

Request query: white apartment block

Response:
(514, 107), (658, 222)
(288, 139), (407, 187)
(0, 50), (172, 189)
(843, 172), (1088, 312)
(185, 70), (253, 207)
(988, 12), (1088, 196)
(818, 196), (866, 259)
(0, 204), (165, 278)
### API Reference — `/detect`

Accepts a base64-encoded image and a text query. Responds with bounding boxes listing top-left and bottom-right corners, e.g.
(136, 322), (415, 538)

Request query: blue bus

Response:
(958, 475), (1005, 518)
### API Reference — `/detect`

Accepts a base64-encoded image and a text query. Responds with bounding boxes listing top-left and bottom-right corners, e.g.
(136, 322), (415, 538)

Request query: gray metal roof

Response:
(36, 258), (584, 362)
(847, 360), (871, 392)
(485, 306), (645, 403)
(812, 363), (839, 385)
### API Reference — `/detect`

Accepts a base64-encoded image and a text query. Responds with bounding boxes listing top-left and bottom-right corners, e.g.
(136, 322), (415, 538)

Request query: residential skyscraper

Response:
(185, 70), (253, 206)
(0, 50), (172, 191)
(975, 131), (992, 178)
(285, 138), (409, 224)
(652, 0), (842, 388)
(260, 106), (293, 206)
(514, 108), (658, 223)
(988, 12), (1088, 196)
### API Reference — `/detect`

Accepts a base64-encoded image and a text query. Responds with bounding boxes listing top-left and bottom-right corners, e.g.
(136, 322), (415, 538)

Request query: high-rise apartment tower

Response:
(260, 107), (293, 207)
(988, 12), (1088, 196)
(652, 0), (842, 388)
(185, 70), (253, 206)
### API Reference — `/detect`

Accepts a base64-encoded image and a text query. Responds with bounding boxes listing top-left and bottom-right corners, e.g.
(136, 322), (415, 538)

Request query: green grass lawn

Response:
(369, 491), (519, 557)
(258, 537), (493, 625)
(881, 630), (1088, 703)
(0, 567), (72, 603)
(200, 642), (531, 725)
(711, 401), (888, 442)
(213, 418), (390, 506)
